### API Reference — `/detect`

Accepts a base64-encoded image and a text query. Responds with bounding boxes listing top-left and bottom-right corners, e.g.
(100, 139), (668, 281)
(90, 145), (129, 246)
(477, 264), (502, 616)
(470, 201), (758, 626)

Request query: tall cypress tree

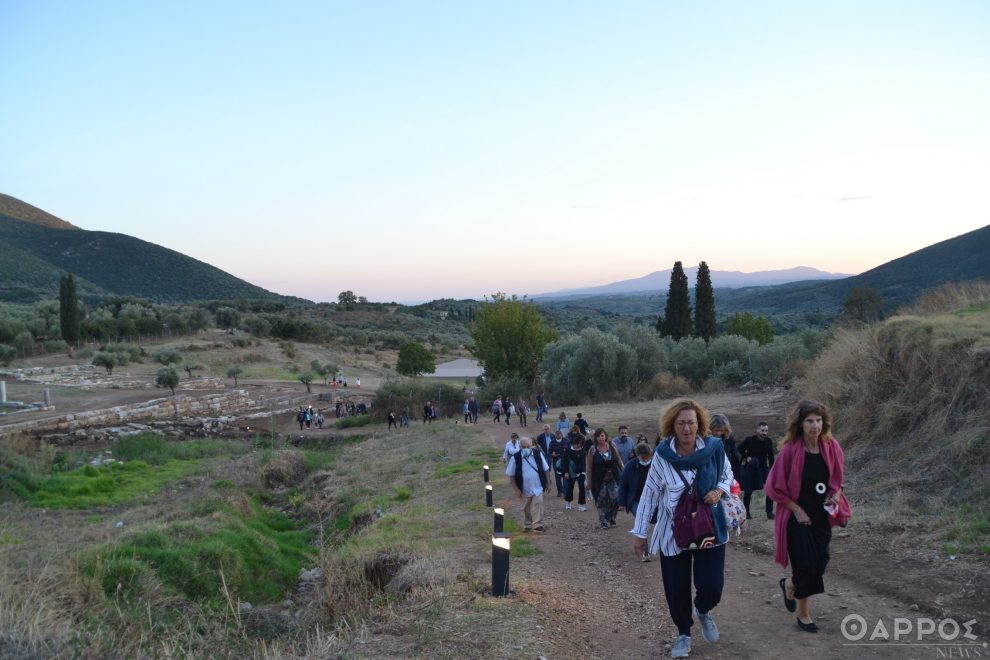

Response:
(657, 261), (692, 340)
(59, 274), (81, 343)
(693, 261), (716, 342)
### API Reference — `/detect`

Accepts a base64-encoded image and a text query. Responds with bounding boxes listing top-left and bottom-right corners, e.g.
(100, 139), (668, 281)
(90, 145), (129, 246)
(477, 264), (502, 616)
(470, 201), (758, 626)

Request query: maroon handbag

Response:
(671, 468), (717, 550)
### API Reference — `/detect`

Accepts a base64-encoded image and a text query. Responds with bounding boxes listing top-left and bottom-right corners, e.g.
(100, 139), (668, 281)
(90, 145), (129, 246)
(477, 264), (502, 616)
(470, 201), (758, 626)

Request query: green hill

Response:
(0, 197), (302, 304)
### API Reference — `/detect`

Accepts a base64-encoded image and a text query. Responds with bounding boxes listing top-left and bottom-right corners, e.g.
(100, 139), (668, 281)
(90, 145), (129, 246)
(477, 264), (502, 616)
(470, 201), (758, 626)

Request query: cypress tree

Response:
(59, 274), (81, 343)
(693, 261), (716, 342)
(658, 261), (692, 340)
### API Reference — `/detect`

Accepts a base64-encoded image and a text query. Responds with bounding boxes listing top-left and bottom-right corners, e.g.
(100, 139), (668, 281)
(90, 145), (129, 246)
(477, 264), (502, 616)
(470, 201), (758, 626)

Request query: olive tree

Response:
(226, 365), (243, 386)
(155, 365), (179, 395)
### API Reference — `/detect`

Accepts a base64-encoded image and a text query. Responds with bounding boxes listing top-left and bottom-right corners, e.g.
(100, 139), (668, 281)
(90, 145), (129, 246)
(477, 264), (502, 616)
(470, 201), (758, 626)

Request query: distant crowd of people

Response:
(295, 400), (368, 430)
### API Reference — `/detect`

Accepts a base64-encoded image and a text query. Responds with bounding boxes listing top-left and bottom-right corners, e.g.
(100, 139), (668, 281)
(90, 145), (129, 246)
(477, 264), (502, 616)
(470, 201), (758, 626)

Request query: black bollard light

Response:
(493, 507), (504, 533)
(491, 534), (511, 597)
(483, 464), (490, 483)
(485, 483), (493, 507)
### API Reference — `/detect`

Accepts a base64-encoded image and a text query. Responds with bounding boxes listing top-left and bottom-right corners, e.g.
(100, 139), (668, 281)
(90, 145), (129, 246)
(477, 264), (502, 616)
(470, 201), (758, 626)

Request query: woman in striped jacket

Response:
(631, 399), (733, 659)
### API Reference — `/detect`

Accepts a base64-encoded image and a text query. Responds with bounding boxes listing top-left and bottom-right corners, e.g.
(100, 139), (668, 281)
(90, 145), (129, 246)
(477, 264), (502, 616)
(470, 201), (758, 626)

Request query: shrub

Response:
(260, 450), (309, 488)
(335, 414), (371, 429)
(43, 339), (69, 353)
(154, 349), (182, 365)
(372, 378), (467, 421)
(669, 337), (711, 384)
(640, 372), (692, 399)
(91, 352), (117, 374)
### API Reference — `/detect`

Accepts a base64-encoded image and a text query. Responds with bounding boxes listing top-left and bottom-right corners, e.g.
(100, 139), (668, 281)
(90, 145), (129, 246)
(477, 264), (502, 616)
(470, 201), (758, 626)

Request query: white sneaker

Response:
(565, 502), (572, 510)
(694, 607), (719, 643)
(671, 634), (691, 658)
(578, 505), (588, 512)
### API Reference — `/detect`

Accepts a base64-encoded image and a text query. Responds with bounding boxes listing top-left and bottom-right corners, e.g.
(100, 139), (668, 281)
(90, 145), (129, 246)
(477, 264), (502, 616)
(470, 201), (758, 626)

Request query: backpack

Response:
(671, 467), (717, 550)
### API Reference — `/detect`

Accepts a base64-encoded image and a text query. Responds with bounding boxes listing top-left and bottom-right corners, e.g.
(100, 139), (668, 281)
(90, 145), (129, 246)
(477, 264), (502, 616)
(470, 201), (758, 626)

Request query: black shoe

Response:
(746, 513), (753, 520)
(779, 578), (796, 612)
(767, 512), (775, 520)
(796, 617), (818, 633)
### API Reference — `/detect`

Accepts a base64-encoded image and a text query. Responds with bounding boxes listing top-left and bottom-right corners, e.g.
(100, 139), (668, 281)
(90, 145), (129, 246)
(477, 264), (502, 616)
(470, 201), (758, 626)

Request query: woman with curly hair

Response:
(586, 428), (623, 529)
(632, 399), (733, 658)
(766, 399), (851, 633)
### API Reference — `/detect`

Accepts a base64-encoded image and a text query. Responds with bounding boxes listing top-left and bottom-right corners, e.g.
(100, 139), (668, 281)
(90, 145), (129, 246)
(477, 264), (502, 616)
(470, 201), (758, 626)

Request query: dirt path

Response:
(484, 422), (976, 660)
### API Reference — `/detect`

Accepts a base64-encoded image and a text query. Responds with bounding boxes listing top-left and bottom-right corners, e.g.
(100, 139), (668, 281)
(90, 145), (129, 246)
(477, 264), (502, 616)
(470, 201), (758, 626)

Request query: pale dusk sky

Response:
(1, 1), (988, 302)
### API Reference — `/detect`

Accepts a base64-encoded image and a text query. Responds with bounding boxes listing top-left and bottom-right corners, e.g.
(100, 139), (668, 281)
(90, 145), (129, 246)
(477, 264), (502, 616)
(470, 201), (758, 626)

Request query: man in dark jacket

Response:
(535, 424), (555, 457)
(739, 422), (776, 519)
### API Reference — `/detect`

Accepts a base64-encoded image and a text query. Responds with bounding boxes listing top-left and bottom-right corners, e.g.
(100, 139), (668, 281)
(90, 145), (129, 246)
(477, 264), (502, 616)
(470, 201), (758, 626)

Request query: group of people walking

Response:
(490, 395), (535, 426)
(502, 398), (850, 658)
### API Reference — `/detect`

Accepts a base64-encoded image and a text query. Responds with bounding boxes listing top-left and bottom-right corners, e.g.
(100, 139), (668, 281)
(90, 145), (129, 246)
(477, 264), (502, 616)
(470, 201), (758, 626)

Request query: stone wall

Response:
(0, 389), (312, 441)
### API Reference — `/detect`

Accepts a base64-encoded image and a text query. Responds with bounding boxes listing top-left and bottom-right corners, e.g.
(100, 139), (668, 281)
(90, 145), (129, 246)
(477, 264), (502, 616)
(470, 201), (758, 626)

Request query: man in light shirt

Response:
(505, 437), (552, 532)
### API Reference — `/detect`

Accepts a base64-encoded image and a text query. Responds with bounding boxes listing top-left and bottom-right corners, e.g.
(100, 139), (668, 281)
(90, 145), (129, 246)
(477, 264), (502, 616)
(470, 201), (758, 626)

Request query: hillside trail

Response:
(484, 424), (945, 660)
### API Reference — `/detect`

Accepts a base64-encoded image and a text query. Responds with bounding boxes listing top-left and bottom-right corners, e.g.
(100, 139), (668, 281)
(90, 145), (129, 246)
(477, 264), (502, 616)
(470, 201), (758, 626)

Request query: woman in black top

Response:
(561, 434), (589, 511)
(586, 428), (623, 529)
(766, 400), (848, 632)
(738, 422), (776, 519)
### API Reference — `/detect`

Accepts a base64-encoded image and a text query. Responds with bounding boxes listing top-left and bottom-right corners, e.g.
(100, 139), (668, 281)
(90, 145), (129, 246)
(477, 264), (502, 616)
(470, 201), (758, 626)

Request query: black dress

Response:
(786, 451), (832, 599)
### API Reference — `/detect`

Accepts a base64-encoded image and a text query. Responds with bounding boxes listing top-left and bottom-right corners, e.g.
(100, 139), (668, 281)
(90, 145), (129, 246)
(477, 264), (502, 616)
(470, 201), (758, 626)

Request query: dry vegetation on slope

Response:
(801, 281), (990, 553)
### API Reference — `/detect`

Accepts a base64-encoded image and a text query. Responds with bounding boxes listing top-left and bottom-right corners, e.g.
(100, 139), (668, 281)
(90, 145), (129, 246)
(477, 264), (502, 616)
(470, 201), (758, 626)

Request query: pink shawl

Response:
(764, 437), (852, 567)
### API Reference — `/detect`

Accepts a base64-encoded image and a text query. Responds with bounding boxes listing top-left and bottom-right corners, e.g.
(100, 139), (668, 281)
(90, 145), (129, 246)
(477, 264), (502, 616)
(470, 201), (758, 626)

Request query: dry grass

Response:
(640, 372), (692, 399)
(0, 553), (77, 657)
(800, 282), (990, 551)
(900, 279), (990, 315)
(260, 450), (309, 488)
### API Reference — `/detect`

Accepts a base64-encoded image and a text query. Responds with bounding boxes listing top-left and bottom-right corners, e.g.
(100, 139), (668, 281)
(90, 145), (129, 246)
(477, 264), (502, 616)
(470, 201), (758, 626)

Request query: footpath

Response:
(487, 428), (958, 660)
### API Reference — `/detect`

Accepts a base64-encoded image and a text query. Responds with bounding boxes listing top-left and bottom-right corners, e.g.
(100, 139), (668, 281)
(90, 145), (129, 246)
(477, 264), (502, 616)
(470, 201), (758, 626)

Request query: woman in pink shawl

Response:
(765, 400), (851, 633)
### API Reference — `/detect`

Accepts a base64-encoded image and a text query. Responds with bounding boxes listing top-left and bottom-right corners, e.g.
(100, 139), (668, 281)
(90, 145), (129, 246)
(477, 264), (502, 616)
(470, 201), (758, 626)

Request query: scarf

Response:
(765, 436), (852, 567)
(655, 435), (729, 545)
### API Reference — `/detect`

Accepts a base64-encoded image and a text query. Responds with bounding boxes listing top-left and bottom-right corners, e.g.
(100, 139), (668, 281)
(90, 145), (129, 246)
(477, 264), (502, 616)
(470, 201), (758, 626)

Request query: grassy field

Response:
(0, 419), (549, 658)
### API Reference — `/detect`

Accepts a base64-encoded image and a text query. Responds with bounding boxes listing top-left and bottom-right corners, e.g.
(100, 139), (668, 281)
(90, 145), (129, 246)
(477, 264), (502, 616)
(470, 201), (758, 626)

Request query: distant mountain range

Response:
(0, 194), (303, 304)
(2, 193), (987, 323)
(534, 266), (851, 299)
(536, 224), (990, 326)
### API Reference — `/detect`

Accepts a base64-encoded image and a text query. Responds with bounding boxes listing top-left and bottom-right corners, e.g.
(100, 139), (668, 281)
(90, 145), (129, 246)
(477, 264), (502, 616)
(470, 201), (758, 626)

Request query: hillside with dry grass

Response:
(801, 281), (990, 554)
(0, 193), (78, 230)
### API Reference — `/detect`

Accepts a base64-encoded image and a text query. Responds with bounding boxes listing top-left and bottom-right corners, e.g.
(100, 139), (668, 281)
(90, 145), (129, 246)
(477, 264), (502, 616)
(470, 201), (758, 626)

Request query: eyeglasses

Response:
(675, 421), (698, 427)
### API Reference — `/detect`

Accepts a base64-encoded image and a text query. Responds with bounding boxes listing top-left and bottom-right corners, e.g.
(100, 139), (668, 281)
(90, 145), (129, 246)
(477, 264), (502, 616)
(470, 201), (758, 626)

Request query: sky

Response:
(1, 1), (988, 303)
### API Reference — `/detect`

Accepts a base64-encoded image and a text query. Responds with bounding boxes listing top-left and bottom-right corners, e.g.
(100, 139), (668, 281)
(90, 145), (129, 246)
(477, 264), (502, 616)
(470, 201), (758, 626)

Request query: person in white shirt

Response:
(501, 432), (521, 464)
(505, 437), (551, 532)
(631, 399), (733, 659)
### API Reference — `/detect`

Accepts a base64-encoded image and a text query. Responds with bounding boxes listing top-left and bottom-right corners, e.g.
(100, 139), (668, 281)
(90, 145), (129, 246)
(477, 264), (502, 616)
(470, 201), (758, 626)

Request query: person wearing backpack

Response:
(505, 437), (552, 532)
(631, 399), (734, 659)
